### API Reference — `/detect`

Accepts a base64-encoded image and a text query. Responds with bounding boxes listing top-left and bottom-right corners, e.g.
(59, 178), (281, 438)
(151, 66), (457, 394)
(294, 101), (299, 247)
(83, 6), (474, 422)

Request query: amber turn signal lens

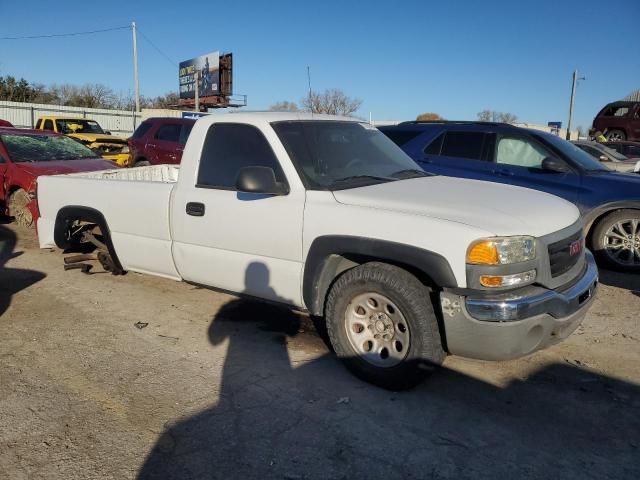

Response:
(479, 275), (503, 287)
(466, 240), (499, 265)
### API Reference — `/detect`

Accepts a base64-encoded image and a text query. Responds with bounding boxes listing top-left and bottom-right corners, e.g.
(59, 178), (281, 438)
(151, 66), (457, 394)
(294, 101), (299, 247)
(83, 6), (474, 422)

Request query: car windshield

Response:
(271, 121), (428, 189)
(55, 119), (105, 135)
(538, 133), (610, 171)
(1, 133), (101, 162)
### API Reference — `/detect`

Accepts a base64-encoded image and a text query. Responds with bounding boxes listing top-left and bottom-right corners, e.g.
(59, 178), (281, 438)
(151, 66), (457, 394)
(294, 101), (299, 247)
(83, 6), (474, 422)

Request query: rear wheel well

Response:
(54, 206), (124, 273)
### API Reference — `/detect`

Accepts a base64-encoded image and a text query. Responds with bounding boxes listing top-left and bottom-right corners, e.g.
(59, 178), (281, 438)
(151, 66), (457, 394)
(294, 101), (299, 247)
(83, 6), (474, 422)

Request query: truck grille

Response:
(548, 231), (583, 277)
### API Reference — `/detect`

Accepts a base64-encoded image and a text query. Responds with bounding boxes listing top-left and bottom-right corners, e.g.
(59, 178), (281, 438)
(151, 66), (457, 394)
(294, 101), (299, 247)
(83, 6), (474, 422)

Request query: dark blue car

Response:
(379, 121), (640, 272)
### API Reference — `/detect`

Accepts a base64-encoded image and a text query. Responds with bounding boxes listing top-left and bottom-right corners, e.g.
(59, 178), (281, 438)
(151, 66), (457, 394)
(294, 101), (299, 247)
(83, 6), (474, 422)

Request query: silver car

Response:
(572, 141), (640, 173)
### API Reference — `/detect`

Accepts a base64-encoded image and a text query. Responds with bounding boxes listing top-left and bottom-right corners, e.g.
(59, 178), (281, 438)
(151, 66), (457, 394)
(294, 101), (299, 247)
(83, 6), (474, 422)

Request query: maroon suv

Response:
(591, 101), (640, 142)
(129, 117), (195, 166)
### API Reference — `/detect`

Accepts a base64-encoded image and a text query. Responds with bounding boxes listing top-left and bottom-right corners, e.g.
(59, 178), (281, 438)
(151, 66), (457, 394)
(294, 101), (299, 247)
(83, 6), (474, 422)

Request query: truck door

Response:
(170, 122), (305, 306)
(0, 149), (8, 205)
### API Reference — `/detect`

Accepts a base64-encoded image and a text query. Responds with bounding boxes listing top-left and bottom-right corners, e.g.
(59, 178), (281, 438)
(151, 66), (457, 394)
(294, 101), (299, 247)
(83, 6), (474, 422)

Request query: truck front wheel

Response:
(325, 262), (445, 390)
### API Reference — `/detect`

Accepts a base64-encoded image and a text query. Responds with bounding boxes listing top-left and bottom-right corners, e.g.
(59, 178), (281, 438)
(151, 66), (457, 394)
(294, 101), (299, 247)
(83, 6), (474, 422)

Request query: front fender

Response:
(302, 235), (458, 316)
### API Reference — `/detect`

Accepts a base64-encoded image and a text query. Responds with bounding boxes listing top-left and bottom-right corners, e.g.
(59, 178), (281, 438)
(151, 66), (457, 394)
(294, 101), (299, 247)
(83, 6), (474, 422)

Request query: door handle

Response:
(147, 143), (157, 148)
(186, 202), (205, 216)
(496, 168), (514, 177)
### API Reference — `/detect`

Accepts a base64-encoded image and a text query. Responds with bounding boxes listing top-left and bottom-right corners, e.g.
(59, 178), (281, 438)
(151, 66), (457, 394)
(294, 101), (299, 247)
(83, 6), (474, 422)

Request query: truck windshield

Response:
(272, 121), (429, 190)
(55, 119), (105, 135)
(537, 132), (609, 172)
(1, 134), (101, 162)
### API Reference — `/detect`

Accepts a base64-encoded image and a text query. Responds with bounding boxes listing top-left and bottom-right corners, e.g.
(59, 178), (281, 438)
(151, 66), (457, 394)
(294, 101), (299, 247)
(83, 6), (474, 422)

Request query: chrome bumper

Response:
(464, 251), (598, 322)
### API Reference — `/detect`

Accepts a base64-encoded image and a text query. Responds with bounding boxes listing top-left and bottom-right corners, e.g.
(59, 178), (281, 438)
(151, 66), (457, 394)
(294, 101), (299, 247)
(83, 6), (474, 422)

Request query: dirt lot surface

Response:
(1, 223), (639, 480)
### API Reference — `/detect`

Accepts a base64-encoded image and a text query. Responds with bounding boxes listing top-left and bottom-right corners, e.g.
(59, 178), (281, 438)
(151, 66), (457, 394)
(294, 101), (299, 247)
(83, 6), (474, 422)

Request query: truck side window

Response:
(197, 123), (286, 190)
(155, 124), (181, 142)
(43, 119), (54, 131)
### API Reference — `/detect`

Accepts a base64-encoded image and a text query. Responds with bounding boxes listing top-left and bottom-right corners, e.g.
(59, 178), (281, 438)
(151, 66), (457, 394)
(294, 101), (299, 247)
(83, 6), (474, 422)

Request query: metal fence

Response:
(0, 100), (142, 136)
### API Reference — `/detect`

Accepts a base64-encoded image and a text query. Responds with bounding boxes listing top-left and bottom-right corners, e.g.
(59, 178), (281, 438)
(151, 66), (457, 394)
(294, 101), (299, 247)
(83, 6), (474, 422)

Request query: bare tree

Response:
(497, 112), (518, 124)
(477, 110), (517, 123)
(416, 112), (444, 121)
(301, 89), (362, 116)
(269, 101), (299, 112)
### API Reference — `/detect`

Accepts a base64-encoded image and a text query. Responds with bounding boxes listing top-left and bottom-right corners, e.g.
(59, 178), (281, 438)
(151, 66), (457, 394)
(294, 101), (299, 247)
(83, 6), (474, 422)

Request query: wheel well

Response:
(53, 206), (123, 272)
(309, 253), (444, 318)
(586, 207), (640, 247)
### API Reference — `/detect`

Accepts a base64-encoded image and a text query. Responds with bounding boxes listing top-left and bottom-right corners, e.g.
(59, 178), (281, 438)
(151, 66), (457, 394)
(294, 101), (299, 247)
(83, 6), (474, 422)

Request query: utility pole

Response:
(131, 22), (140, 112)
(566, 69), (585, 140)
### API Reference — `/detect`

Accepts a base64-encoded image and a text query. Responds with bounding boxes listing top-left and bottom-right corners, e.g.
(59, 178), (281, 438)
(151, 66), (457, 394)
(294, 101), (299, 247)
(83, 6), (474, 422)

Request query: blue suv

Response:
(379, 121), (640, 272)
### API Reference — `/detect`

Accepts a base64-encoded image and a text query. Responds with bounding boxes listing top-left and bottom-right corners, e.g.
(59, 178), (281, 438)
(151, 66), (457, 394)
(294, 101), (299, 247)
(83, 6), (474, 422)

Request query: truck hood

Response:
(14, 159), (117, 177)
(69, 133), (127, 144)
(332, 176), (580, 237)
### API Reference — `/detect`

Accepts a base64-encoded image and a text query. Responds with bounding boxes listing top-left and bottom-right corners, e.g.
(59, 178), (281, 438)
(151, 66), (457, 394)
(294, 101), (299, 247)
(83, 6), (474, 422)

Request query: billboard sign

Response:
(179, 51), (220, 99)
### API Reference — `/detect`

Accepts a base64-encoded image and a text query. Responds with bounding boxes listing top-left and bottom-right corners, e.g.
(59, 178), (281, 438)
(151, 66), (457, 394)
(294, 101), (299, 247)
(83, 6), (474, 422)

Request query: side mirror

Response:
(236, 166), (289, 195)
(599, 155), (609, 162)
(104, 130), (112, 135)
(541, 157), (570, 173)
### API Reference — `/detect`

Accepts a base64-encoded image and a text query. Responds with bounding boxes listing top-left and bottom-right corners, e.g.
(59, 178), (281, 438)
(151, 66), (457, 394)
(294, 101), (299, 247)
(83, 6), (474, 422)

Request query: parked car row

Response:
(379, 120), (640, 272)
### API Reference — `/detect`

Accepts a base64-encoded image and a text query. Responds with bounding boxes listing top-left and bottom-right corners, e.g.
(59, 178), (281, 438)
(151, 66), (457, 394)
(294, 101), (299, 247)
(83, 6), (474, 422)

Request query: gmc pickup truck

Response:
(36, 113), (598, 389)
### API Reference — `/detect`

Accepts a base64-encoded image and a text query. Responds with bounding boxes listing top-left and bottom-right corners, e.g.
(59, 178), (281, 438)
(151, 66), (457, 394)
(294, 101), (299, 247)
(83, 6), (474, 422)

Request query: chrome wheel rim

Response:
(607, 132), (623, 141)
(344, 292), (410, 367)
(603, 219), (640, 266)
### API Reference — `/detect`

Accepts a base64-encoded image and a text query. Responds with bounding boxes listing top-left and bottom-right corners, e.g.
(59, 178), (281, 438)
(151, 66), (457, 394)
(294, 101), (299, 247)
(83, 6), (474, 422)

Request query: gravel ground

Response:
(1, 223), (639, 480)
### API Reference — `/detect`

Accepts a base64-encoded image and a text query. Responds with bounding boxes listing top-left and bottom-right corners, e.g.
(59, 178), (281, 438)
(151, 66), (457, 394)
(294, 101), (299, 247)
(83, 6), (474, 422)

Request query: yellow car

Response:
(34, 116), (132, 167)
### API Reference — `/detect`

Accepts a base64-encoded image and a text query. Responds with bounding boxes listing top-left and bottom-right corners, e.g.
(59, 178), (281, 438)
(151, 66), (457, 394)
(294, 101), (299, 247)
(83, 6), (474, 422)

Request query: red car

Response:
(0, 119), (14, 127)
(129, 117), (195, 167)
(591, 101), (640, 141)
(0, 128), (115, 227)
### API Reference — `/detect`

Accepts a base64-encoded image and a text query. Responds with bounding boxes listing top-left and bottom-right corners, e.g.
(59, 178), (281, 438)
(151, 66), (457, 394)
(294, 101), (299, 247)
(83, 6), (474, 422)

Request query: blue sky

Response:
(1, 0), (638, 129)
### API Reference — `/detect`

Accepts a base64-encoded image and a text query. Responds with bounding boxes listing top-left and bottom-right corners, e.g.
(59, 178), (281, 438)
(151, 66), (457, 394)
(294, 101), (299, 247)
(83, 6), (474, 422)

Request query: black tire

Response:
(605, 129), (626, 142)
(591, 209), (640, 272)
(135, 159), (150, 167)
(325, 262), (445, 390)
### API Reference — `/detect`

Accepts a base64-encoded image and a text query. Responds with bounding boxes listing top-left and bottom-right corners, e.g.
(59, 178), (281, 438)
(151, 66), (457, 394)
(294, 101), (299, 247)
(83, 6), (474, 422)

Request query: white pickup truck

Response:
(37, 113), (598, 389)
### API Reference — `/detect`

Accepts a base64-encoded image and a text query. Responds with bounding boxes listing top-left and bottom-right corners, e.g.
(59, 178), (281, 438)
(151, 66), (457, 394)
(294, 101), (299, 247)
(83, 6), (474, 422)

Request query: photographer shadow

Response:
(138, 262), (640, 480)
(0, 225), (46, 317)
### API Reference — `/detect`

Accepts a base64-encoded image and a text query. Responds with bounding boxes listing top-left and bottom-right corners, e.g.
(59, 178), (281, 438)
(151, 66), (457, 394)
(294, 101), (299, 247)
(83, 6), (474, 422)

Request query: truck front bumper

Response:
(440, 252), (598, 361)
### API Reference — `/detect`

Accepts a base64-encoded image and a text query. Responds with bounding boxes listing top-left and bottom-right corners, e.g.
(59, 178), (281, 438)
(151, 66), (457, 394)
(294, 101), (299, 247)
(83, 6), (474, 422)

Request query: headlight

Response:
(467, 236), (536, 265)
(121, 145), (130, 154)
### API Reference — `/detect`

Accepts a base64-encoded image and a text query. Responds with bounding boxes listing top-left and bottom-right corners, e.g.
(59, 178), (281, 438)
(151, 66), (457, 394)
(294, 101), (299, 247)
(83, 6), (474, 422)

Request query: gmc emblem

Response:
(569, 239), (583, 256)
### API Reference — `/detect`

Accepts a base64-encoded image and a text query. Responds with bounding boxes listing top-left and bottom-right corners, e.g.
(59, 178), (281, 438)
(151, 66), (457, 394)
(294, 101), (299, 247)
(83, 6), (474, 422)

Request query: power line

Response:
(0, 25), (130, 40)
(137, 28), (178, 67)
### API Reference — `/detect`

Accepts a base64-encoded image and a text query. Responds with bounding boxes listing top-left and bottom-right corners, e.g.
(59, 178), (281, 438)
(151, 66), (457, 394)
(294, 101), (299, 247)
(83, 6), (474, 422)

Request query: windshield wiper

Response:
(329, 175), (395, 188)
(390, 168), (429, 179)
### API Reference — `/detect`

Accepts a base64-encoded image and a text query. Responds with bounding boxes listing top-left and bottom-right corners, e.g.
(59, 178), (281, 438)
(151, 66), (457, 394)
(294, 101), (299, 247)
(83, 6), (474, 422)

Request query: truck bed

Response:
(37, 165), (181, 280)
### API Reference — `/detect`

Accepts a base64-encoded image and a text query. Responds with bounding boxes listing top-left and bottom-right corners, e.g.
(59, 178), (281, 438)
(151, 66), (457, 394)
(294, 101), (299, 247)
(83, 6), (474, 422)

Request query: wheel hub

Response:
(603, 219), (640, 266)
(344, 292), (410, 368)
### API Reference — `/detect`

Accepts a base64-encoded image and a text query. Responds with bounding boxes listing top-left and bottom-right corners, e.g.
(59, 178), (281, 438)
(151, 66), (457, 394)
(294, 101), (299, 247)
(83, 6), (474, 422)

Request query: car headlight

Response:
(121, 145), (130, 154)
(466, 236), (536, 265)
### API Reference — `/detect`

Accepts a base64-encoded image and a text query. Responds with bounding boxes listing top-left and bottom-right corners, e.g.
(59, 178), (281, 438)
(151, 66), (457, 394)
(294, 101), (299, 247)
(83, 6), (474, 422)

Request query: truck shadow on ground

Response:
(138, 263), (640, 480)
(0, 224), (46, 317)
(598, 268), (640, 294)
